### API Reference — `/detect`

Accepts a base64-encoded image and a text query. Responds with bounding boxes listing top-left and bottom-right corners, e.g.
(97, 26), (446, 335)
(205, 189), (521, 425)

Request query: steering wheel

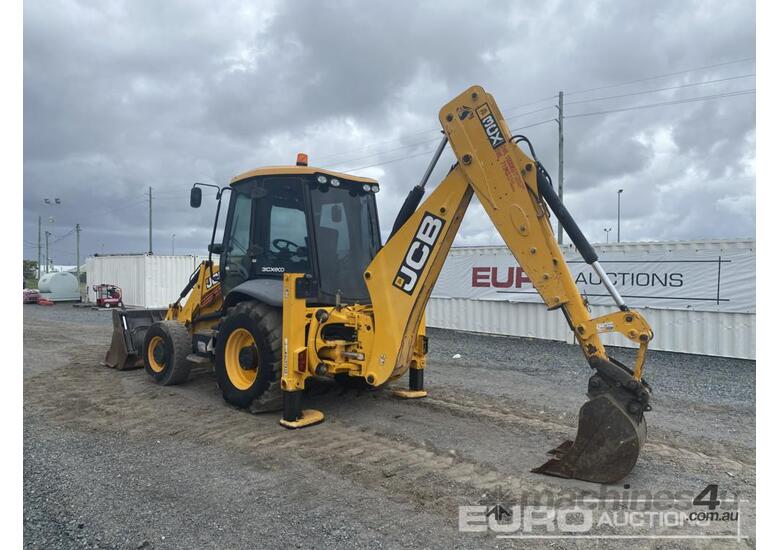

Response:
(272, 238), (301, 255)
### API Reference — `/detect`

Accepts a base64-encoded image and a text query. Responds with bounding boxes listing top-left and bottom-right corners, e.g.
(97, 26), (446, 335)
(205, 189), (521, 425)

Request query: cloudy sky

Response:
(23, 0), (755, 266)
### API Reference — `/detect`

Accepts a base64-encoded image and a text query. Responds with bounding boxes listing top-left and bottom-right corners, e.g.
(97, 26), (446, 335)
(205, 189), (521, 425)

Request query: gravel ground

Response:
(23, 303), (756, 548)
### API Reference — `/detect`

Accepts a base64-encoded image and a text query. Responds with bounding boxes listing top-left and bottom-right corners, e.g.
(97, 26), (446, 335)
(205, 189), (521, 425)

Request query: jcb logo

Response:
(477, 104), (506, 149)
(393, 213), (445, 295)
(205, 271), (221, 289)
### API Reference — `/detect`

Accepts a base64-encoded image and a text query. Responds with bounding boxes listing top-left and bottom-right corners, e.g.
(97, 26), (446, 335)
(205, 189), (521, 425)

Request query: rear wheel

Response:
(214, 301), (283, 413)
(143, 320), (192, 385)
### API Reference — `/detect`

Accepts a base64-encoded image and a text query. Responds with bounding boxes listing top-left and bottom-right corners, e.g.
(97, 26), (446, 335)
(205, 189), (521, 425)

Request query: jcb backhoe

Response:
(104, 85), (653, 483)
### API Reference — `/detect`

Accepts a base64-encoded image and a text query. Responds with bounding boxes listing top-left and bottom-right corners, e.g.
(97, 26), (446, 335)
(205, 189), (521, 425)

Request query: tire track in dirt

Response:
(25, 354), (587, 515)
(24, 344), (756, 545)
(384, 386), (754, 473)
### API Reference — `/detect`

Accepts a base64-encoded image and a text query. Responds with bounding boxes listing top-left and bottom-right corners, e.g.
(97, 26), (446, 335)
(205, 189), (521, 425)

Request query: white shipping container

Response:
(427, 239), (756, 360)
(85, 254), (204, 308)
(427, 299), (756, 359)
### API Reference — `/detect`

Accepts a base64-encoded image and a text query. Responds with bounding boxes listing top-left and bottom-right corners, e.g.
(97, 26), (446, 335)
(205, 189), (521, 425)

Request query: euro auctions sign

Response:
(432, 244), (755, 313)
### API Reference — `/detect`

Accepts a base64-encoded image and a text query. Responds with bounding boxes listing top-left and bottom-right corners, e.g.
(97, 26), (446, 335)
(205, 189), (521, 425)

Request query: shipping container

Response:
(427, 239), (755, 359)
(85, 254), (204, 308)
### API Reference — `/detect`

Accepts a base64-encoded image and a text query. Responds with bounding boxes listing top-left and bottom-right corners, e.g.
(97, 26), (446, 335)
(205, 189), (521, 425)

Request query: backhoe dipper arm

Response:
(364, 86), (653, 482)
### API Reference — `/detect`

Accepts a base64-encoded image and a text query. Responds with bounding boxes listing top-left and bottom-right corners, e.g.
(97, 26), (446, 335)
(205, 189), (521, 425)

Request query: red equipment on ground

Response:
(23, 288), (41, 304)
(93, 284), (124, 308)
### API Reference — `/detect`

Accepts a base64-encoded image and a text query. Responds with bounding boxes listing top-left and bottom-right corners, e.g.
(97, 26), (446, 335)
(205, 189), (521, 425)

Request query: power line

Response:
(315, 127), (444, 165)
(51, 227), (76, 244)
(565, 89), (755, 119)
(341, 119), (557, 172)
(342, 87), (753, 173)
(514, 118), (557, 131)
(566, 56), (755, 97)
(565, 73), (755, 106)
(316, 57), (754, 166)
(323, 135), (443, 169)
(342, 148), (437, 172)
(330, 73), (754, 170)
(504, 104), (558, 122)
(320, 103), (560, 168)
(100, 196), (147, 215)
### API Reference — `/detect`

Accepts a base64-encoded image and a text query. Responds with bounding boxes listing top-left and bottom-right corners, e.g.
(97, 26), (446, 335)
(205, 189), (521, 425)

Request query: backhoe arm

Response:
(365, 86), (652, 385)
(364, 85), (653, 482)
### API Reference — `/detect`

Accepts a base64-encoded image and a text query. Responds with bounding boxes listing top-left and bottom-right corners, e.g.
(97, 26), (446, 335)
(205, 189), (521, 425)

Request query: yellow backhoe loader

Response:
(104, 85), (653, 483)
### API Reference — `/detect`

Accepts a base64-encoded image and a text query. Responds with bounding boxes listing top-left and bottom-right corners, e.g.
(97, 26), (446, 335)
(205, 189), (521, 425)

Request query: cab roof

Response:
(230, 165), (379, 186)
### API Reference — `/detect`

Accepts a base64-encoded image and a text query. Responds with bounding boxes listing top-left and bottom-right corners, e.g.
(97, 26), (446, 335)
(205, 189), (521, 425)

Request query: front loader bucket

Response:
(532, 364), (650, 484)
(103, 308), (166, 370)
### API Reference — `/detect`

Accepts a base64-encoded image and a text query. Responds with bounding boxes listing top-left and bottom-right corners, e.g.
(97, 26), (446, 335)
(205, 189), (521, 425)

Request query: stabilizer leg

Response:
(392, 366), (428, 399)
(279, 390), (324, 429)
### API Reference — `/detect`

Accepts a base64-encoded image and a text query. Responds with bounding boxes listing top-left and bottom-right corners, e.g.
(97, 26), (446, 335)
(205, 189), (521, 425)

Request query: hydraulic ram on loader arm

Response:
(366, 86), (653, 483)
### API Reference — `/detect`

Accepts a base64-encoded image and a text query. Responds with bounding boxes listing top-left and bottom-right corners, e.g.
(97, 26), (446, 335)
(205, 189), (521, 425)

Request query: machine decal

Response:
(477, 103), (506, 149)
(205, 271), (221, 289)
(393, 212), (445, 295)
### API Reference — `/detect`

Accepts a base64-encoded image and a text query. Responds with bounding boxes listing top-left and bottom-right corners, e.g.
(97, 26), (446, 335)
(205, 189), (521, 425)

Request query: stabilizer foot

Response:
(392, 389), (428, 399)
(279, 409), (324, 429)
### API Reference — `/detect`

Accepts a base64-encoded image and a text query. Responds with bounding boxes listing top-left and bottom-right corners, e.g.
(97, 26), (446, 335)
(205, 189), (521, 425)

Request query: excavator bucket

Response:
(103, 308), (167, 370)
(532, 365), (650, 484)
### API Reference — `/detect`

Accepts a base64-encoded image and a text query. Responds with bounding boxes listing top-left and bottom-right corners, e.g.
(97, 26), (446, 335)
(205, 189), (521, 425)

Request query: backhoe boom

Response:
(357, 85), (653, 482)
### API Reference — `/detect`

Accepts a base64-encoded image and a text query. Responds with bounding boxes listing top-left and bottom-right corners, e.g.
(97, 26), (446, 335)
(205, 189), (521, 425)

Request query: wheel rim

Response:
(225, 328), (259, 390)
(147, 335), (166, 373)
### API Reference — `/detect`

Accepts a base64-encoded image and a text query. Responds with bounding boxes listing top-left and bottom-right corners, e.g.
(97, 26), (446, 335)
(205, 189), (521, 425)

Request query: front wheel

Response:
(214, 301), (283, 413)
(143, 320), (192, 385)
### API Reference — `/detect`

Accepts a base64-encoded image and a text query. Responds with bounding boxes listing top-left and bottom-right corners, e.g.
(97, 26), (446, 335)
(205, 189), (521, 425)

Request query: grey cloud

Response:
(23, 0), (755, 266)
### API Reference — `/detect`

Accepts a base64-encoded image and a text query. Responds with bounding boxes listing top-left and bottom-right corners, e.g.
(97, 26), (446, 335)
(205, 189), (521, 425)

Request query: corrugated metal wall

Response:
(85, 255), (202, 308)
(427, 299), (756, 359)
(427, 240), (756, 360)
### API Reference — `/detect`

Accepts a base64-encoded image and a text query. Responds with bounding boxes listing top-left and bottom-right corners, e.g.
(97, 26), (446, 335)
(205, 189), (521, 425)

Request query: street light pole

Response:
(44, 231), (51, 273)
(76, 224), (81, 284)
(617, 189), (623, 243)
(171, 234), (176, 255)
(37, 216), (42, 280)
(603, 227), (612, 244)
(41, 198), (60, 275)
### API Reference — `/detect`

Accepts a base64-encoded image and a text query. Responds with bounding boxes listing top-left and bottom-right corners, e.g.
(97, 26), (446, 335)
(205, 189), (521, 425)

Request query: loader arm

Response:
(363, 85), (653, 482)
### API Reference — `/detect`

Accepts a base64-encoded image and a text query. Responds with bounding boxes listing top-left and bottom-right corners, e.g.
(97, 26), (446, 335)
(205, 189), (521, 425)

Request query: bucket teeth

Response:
(546, 440), (573, 458)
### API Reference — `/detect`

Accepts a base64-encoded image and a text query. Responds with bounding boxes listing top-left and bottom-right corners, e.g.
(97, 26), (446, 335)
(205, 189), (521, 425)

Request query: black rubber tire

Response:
(214, 301), (283, 413)
(143, 320), (192, 386)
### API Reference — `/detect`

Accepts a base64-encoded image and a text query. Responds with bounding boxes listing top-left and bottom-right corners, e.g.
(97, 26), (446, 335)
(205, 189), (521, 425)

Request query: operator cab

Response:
(204, 161), (381, 306)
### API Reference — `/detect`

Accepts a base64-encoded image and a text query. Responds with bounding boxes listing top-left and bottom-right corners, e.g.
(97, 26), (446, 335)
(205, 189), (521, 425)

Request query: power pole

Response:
(76, 223), (81, 282)
(148, 186), (153, 254)
(37, 216), (42, 280)
(44, 231), (51, 274)
(617, 189), (623, 243)
(556, 91), (564, 245)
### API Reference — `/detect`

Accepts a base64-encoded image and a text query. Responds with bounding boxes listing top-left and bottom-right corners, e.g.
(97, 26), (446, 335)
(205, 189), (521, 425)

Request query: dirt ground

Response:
(23, 303), (756, 549)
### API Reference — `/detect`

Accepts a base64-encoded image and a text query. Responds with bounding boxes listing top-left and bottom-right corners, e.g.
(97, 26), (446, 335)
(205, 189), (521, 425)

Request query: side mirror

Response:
(208, 243), (224, 255)
(190, 187), (202, 208)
